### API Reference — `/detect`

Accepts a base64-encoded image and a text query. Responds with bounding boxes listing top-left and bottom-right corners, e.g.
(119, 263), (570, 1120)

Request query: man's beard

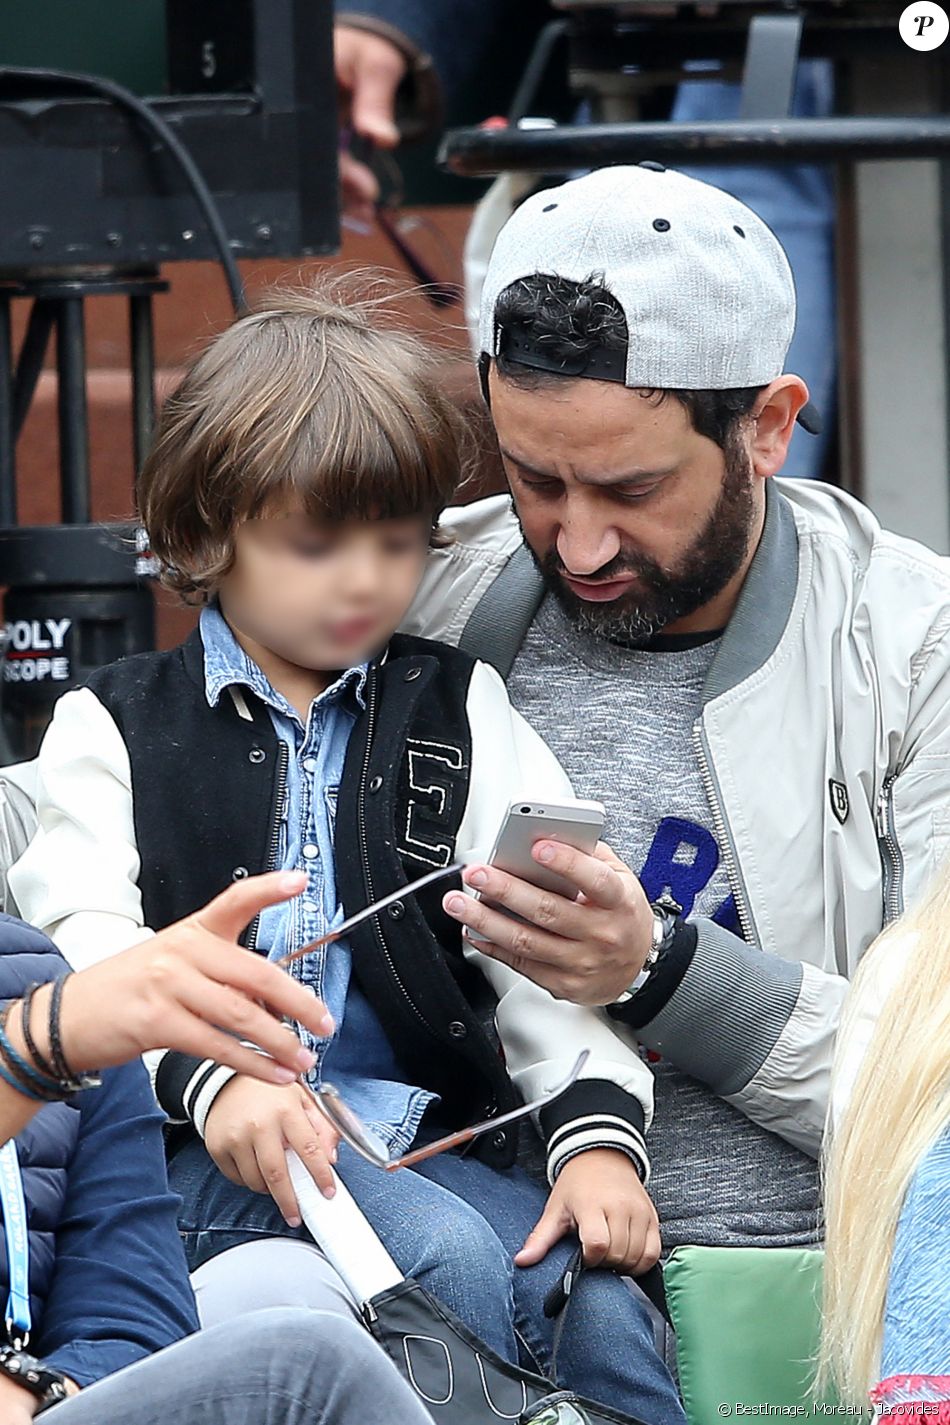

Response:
(517, 442), (757, 646)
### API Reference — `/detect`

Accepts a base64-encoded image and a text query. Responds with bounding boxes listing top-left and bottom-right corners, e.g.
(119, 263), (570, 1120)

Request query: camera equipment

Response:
(0, 0), (338, 758)
(441, 1), (950, 553)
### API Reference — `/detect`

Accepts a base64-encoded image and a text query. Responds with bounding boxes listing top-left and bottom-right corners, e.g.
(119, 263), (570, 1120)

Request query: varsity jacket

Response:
(400, 478), (950, 1158)
(0, 917), (197, 1387)
(10, 631), (652, 1183)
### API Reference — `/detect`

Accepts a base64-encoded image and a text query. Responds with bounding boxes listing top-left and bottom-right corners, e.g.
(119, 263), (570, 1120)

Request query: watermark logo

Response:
(899, 2), (949, 50)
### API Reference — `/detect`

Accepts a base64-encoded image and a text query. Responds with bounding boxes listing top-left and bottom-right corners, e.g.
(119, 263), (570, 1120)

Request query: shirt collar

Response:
(199, 604), (369, 723)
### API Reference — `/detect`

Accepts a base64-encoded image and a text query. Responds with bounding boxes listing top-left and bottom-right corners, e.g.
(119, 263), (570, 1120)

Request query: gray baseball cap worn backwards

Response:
(478, 163), (821, 434)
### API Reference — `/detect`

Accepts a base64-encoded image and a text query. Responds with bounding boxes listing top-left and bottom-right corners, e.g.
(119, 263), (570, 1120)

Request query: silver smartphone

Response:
(470, 797), (606, 934)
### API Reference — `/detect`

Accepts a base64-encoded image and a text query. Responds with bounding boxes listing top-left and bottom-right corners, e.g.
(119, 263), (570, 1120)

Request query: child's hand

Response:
(203, 1076), (341, 1226)
(515, 1148), (661, 1276)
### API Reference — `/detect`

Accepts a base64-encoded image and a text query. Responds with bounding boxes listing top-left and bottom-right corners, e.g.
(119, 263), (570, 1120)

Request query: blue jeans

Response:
(171, 1137), (686, 1425)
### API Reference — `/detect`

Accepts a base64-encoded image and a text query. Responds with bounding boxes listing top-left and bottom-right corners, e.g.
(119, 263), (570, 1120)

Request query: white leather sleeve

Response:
(457, 660), (655, 1181)
(828, 931), (911, 1136)
(8, 688), (153, 966)
(5, 689), (197, 1109)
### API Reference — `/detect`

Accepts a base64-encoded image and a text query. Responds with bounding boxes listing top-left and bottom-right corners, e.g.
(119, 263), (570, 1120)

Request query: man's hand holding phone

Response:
(442, 799), (655, 1007)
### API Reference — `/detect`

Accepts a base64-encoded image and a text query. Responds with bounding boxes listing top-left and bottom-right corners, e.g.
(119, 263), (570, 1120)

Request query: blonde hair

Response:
(138, 274), (469, 603)
(819, 864), (950, 1402)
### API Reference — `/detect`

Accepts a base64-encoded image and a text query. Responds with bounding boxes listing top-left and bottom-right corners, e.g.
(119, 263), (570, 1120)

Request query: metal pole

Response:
(12, 300), (55, 439)
(55, 296), (91, 524)
(439, 116), (950, 177)
(129, 292), (156, 475)
(0, 295), (15, 525)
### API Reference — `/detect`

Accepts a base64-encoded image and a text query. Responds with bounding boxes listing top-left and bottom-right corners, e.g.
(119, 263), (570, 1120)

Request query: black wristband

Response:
(607, 919), (698, 1030)
(45, 975), (102, 1093)
(21, 982), (58, 1080)
(47, 975), (73, 1081)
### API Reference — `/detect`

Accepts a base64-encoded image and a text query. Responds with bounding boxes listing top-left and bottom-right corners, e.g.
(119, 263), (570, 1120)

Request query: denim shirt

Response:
(200, 606), (436, 1154)
(880, 1125), (950, 1384)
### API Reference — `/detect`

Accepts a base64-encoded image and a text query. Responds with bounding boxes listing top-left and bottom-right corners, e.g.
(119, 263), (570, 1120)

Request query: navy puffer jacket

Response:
(0, 914), (198, 1386)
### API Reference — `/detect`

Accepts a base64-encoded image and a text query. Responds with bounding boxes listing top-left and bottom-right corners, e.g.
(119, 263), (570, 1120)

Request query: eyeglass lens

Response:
(314, 1085), (390, 1165)
(313, 1050), (590, 1171)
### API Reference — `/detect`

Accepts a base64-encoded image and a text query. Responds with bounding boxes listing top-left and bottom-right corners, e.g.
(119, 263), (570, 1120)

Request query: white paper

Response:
(285, 1150), (404, 1304)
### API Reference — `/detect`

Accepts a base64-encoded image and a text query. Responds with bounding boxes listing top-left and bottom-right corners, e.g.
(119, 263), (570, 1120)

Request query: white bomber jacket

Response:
(401, 477), (950, 1157)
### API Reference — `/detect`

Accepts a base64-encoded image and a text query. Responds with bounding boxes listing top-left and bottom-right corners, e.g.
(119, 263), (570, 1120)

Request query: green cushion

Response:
(664, 1245), (829, 1424)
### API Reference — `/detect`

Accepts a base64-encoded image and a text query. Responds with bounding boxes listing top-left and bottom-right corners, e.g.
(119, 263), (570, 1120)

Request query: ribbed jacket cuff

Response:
(191, 1064), (240, 1138)
(540, 1078), (650, 1186)
(607, 920), (697, 1030)
(154, 1051), (237, 1133)
(635, 918), (804, 1096)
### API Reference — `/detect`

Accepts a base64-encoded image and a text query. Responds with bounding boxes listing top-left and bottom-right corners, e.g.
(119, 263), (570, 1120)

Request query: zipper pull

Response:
(875, 780), (892, 838)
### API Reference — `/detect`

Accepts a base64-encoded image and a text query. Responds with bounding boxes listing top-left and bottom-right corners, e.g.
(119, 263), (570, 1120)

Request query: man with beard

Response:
(402, 163), (950, 1256)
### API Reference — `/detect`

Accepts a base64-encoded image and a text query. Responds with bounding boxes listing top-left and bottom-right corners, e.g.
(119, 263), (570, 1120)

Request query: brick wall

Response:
(7, 205), (505, 649)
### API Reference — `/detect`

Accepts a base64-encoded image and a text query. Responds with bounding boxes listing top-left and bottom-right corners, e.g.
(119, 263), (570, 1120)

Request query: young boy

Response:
(9, 283), (684, 1424)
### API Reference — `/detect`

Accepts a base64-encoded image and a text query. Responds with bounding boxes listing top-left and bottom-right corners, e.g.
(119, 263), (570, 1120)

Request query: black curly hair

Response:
(486, 273), (761, 451)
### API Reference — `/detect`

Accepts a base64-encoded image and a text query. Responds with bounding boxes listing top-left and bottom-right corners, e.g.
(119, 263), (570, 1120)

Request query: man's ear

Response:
(749, 376), (810, 477)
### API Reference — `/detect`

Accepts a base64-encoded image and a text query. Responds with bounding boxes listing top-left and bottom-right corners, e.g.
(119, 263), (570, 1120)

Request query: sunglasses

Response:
(277, 861), (590, 1172)
(311, 1049), (590, 1172)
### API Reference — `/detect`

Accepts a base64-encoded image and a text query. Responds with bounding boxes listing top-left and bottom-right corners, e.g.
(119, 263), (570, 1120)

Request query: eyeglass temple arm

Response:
(387, 1050), (590, 1172)
(279, 862), (464, 968)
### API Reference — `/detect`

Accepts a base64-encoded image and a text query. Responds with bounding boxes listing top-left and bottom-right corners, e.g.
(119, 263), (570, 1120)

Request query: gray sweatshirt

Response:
(508, 595), (820, 1248)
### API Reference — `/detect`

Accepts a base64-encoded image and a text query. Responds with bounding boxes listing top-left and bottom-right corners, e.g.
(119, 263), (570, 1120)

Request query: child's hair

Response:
(139, 275), (469, 602)
(818, 864), (950, 1402)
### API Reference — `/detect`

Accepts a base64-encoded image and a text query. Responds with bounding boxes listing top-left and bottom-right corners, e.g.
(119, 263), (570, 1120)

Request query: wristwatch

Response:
(0, 1346), (71, 1413)
(611, 894), (682, 1006)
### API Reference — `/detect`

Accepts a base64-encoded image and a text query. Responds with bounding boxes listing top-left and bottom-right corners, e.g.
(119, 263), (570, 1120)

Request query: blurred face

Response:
(218, 504), (431, 674)
(489, 370), (766, 643)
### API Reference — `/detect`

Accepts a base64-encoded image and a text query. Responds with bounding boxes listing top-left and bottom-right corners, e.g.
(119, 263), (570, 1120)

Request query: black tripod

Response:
(0, 267), (165, 760)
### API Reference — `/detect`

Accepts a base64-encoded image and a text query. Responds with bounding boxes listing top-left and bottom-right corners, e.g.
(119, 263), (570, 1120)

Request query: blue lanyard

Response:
(0, 1139), (31, 1347)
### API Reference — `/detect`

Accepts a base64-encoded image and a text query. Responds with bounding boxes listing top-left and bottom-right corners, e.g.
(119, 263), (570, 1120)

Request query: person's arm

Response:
(617, 619), (950, 1158)
(334, 0), (485, 217)
(0, 877), (336, 1384)
(448, 607), (950, 1159)
(828, 934), (910, 1134)
(608, 916), (845, 1157)
(8, 688), (152, 968)
(455, 660), (654, 1184)
(453, 663), (660, 1274)
(7, 689), (234, 1128)
(0, 873), (335, 1150)
(685, 618), (950, 1155)
(445, 807), (845, 1157)
(34, 1059), (198, 1387)
(335, 0), (508, 136)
